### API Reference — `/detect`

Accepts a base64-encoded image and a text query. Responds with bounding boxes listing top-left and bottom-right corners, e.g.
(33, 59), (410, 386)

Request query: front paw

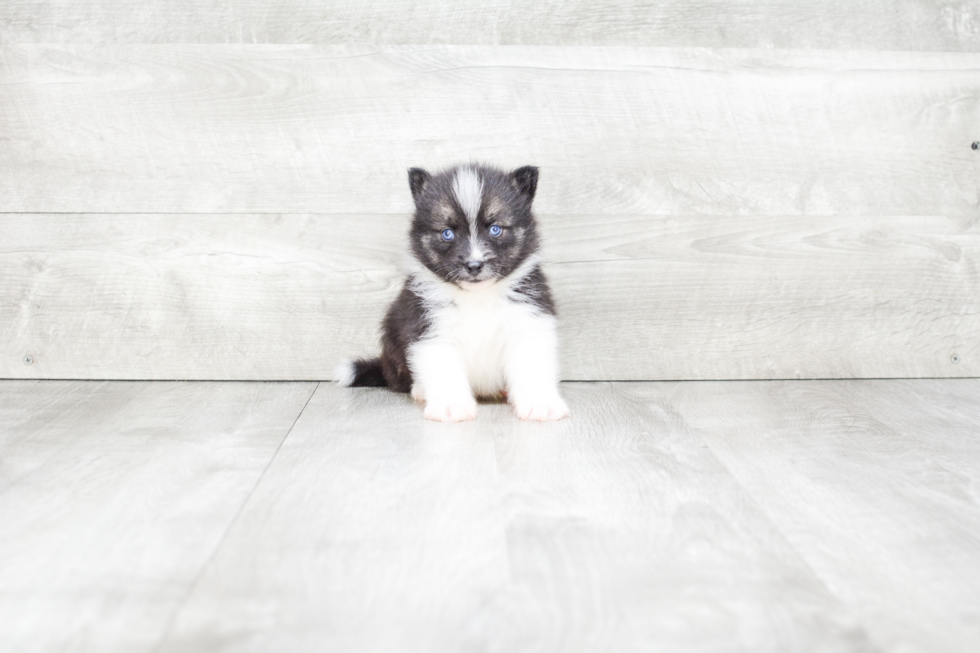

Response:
(424, 397), (477, 422)
(512, 394), (570, 421)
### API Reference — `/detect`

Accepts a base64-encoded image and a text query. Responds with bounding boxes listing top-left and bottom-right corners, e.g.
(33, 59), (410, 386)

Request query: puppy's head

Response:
(407, 164), (541, 286)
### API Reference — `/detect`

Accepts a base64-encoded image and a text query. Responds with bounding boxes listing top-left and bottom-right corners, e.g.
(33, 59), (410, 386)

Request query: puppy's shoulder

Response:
(507, 263), (556, 316)
(383, 281), (432, 343)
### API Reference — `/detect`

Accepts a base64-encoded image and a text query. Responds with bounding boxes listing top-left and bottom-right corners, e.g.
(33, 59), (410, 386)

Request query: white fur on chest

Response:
(430, 282), (545, 396)
(406, 261), (558, 400)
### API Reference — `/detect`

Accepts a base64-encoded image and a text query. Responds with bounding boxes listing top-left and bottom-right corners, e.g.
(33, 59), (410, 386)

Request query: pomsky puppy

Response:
(336, 163), (569, 422)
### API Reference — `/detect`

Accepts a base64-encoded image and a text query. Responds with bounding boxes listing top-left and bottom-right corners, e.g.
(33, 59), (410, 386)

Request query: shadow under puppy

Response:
(337, 163), (569, 422)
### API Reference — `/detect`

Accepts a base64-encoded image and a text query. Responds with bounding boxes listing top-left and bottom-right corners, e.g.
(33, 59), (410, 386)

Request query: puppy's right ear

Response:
(408, 168), (431, 204)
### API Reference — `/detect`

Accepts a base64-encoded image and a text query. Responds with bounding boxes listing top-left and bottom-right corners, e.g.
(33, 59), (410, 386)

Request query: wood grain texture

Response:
(2, 1), (980, 50)
(666, 379), (980, 653)
(159, 383), (511, 653)
(0, 380), (316, 653)
(1, 46), (977, 216)
(157, 382), (873, 653)
(4, 379), (979, 651)
(2, 212), (976, 380)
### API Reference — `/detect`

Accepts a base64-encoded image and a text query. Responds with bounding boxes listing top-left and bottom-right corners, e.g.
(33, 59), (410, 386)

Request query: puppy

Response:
(336, 163), (569, 422)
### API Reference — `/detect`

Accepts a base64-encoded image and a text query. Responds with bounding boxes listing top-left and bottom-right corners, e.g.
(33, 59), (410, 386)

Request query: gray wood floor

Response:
(1, 380), (978, 652)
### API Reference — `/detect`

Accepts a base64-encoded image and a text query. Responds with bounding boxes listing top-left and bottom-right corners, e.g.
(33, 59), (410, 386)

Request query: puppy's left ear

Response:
(511, 166), (539, 202)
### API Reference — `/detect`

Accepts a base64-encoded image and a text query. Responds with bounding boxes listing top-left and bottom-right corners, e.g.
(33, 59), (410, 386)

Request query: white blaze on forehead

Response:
(452, 167), (483, 228)
(453, 167), (486, 262)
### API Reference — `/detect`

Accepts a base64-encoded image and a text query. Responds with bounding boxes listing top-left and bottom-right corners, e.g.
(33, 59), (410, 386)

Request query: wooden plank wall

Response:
(1, 2), (978, 380)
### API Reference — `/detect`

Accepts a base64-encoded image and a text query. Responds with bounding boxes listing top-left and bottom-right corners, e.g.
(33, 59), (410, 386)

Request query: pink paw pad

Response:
(423, 399), (477, 422)
(513, 396), (570, 421)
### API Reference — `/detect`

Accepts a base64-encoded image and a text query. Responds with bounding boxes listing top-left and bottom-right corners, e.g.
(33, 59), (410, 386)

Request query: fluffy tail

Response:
(334, 357), (387, 387)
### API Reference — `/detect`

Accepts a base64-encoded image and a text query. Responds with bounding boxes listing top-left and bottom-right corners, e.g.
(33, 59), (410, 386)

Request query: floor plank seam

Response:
(148, 381), (320, 653)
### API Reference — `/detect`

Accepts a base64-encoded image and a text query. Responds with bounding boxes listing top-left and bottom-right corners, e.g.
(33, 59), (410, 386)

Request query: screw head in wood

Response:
(24, 355), (34, 365)
(950, 353), (960, 364)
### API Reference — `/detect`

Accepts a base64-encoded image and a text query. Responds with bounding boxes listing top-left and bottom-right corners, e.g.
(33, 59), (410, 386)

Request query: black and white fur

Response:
(336, 163), (569, 422)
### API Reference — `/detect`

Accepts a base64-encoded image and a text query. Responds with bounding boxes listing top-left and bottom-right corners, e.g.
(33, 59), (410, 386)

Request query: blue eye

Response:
(489, 224), (502, 237)
(441, 229), (454, 241)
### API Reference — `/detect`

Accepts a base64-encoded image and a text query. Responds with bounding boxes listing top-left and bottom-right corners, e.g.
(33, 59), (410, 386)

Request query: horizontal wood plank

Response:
(2, 1), (979, 51)
(0, 380), (316, 653)
(1, 46), (977, 216)
(2, 213), (976, 380)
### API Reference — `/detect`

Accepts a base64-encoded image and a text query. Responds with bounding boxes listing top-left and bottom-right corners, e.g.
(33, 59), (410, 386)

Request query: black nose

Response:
(465, 260), (484, 275)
